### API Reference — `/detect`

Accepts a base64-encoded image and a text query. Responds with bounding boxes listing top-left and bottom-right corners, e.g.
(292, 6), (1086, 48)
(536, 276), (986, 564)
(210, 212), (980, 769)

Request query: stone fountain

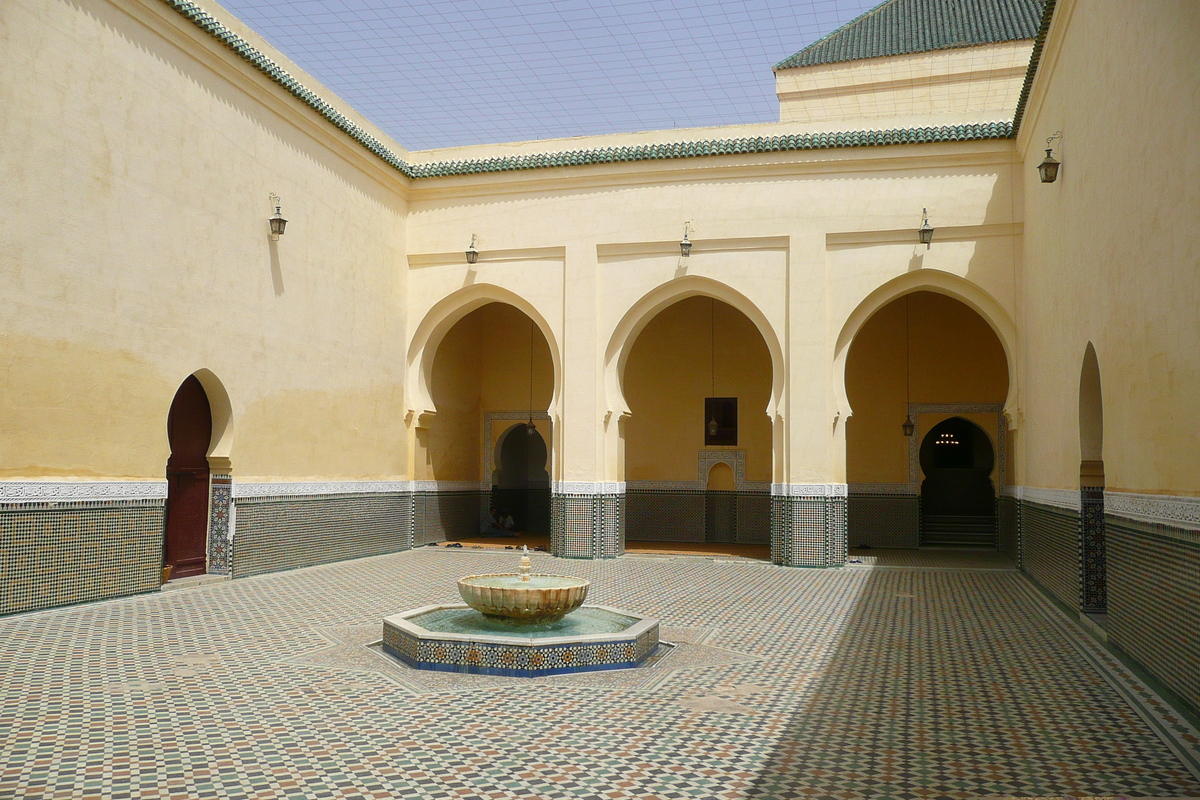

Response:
(382, 547), (659, 677)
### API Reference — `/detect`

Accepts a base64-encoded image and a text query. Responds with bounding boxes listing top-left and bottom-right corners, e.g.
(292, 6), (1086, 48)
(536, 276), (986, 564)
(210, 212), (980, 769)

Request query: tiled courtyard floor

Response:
(3, 548), (1199, 799)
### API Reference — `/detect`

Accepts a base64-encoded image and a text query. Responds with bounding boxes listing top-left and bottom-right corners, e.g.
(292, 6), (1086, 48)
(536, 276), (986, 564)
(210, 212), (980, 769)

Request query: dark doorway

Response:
(919, 417), (997, 547)
(492, 424), (550, 533)
(164, 375), (212, 578)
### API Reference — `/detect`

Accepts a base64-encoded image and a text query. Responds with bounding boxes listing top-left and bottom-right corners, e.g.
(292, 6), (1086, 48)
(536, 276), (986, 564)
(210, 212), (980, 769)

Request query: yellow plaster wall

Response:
(845, 292), (1008, 483)
(1018, 0), (1200, 495)
(0, 0), (410, 481)
(776, 41), (1034, 125)
(623, 297), (772, 482)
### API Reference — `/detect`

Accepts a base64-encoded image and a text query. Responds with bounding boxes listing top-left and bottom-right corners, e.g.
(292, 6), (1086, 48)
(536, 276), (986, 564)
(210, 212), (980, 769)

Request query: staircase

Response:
(921, 514), (998, 547)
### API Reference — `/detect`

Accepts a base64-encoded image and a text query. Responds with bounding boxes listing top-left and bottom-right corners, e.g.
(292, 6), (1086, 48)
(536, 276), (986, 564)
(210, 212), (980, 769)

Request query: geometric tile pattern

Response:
(551, 492), (624, 559)
(998, 493), (1022, 564)
(0, 499), (163, 615)
(771, 493), (847, 567)
(1021, 499), (1082, 611)
(232, 492), (411, 578)
(381, 607), (658, 677)
(847, 493), (920, 549)
(206, 474), (232, 575)
(1080, 486), (1107, 613)
(627, 490), (770, 545)
(1107, 514), (1200, 714)
(1, 548), (1198, 798)
(413, 490), (486, 545)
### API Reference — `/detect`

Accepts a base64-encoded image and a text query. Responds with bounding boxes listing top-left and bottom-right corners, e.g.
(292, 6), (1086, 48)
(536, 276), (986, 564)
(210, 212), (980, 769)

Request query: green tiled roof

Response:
(160, 0), (1016, 179)
(1011, 0), (1058, 134)
(776, 0), (1044, 70)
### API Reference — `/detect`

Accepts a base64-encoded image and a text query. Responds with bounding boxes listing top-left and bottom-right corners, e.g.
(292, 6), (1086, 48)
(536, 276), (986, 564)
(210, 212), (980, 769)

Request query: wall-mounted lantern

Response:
(917, 208), (934, 248)
(465, 234), (479, 265)
(680, 222), (693, 258)
(268, 193), (287, 241)
(1038, 131), (1063, 183)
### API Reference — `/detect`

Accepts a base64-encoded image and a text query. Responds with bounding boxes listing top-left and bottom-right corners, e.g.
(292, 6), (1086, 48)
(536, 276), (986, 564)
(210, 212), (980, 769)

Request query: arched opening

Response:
(919, 417), (996, 543)
(845, 291), (1009, 550)
(1079, 342), (1107, 617)
(164, 375), (213, 578)
(419, 301), (554, 545)
(492, 423), (551, 533)
(623, 295), (772, 556)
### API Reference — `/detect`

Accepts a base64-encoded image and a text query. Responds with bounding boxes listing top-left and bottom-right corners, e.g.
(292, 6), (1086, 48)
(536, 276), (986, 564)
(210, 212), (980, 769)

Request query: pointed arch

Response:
(603, 275), (785, 420)
(1079, 342), (1104, 464)
(190, 368), (234, 466)
(833, 270), (1018, 421)
(406, 284), (561, 419)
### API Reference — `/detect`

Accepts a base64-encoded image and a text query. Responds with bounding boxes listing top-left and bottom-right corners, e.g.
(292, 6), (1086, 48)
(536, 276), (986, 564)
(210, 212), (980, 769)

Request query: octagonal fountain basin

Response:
(457, 573), (590, 622)
(382, 603), (660, 677)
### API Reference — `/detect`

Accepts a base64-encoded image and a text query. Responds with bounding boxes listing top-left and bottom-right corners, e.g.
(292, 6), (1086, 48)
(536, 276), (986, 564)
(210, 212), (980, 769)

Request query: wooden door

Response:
(164, 376), (212, 578)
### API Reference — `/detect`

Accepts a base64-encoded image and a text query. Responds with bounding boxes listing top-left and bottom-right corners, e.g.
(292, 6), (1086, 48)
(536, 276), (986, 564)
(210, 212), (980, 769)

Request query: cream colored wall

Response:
(845, 292), (1008, 484)
(0, 0), (411, 482)
(406, 137), (1020, 487)
(776, 41), (1033, 125)
(420, 303), (553, 482)
(1017, 0), (1200, 495)
(623, 297), (772, 483)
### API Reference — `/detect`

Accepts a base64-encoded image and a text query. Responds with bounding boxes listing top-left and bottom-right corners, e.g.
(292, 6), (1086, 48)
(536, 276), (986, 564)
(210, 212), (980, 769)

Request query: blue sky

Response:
(220, 0), (880, 150)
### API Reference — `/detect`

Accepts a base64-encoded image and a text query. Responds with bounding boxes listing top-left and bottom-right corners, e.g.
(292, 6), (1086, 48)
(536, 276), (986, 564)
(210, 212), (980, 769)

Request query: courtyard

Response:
(3, 547), (1198, 799)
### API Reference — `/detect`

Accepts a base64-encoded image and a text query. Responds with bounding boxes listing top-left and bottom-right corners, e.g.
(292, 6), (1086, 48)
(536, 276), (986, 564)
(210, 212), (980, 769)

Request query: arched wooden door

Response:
(164, 376), (212, 578)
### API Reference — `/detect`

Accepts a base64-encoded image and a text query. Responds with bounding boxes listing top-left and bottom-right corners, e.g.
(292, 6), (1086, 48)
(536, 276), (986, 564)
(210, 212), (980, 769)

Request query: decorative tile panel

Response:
(0, 499), (164, 615)
(1021, 500), (1080, 612)
(0, 481), (167, 503)
(770, 487), (847, 567)
(551, 490), (624, 559)
(847, 494), (919, 548)
(206, 474), (232, 575)
(1080, 487), (1106, 614)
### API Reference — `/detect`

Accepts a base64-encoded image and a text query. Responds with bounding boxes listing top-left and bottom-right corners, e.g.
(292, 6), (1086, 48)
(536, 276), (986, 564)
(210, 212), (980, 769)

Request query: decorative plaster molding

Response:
(698, 450), (746, 490)
(1020, 487), (1081, 512)
(907, 403), (1006, 497)
(552, 482), (626, 495)
(771, 483), (848, 497)
(1001, 484), (1023, 499)
(410, 481), (488, 493)
(0, 481), (167, 503)
(849, 482), (919, 496)
(233, 480), (413, 499)
(626, 480), (698, 491)
(1106, 491), (1200, 531)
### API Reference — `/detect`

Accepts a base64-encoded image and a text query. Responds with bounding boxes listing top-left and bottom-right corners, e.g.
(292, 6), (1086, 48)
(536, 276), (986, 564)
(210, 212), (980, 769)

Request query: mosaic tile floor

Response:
(2, 548), (1199, 799)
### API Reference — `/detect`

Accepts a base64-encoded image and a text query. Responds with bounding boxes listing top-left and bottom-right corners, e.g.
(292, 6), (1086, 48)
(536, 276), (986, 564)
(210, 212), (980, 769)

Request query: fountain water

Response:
(382, 546), (660, 677)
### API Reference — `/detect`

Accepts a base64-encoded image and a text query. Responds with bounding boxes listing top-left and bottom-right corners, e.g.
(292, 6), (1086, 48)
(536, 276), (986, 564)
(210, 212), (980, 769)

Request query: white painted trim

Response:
(410, 481), (489, 493)
(771, 483), (848, 497)
(552, 481), (626, 495)
(0, 480), (167, 503)
(1020, 487), (1081, 512)
(626, 480), (697, 491)
(1106, 491), (1200, 531)
(233, 480), (414, 498)
(849, 483), (919, 496)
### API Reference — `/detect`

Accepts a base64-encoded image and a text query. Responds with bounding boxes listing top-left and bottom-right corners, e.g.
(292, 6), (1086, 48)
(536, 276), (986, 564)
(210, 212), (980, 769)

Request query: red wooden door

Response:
(164, 376), (212, 578)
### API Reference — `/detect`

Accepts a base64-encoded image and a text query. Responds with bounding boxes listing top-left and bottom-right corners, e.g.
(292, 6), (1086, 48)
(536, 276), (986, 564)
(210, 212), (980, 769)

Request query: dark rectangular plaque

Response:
(704, 397), (737, 446)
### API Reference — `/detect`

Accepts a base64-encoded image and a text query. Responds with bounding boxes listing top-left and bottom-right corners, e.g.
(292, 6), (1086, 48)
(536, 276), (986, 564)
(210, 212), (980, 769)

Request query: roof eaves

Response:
(1011, 0), (1059, 135)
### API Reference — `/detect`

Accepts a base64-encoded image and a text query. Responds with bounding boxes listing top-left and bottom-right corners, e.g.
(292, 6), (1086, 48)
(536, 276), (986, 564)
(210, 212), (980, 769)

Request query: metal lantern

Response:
(1039, 132), (1063, 184)
(465, 234), (479, 265)
(708, 416), (719, 437)
(918, 208), (934, 247)
(526, 419), (536, 436)
(268, 194), (287, 241)
(902, 415), (916, 437)
(680, 222), (692, 258)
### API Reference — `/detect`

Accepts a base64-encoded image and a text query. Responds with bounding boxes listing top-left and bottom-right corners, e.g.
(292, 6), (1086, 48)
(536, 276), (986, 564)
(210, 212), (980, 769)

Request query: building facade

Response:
(2, 0), (1199, 713)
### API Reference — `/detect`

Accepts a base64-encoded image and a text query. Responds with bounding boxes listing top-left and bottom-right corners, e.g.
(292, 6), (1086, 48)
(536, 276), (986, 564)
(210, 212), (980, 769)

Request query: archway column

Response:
(551, 243), (625, 559)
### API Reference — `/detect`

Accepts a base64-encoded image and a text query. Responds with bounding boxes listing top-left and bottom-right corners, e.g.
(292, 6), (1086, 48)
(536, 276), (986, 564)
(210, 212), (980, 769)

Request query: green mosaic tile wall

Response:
(626, 490), (769, 544)
(999, 495), (1021, 562)
(232, 493), (411, 578)
(1022, 501), (1080, 611)
(1107, 516), (1200, 713)
(847, 494), (920, 549)
(0, 501), (163, 615)
(412, 491), (486, 545)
